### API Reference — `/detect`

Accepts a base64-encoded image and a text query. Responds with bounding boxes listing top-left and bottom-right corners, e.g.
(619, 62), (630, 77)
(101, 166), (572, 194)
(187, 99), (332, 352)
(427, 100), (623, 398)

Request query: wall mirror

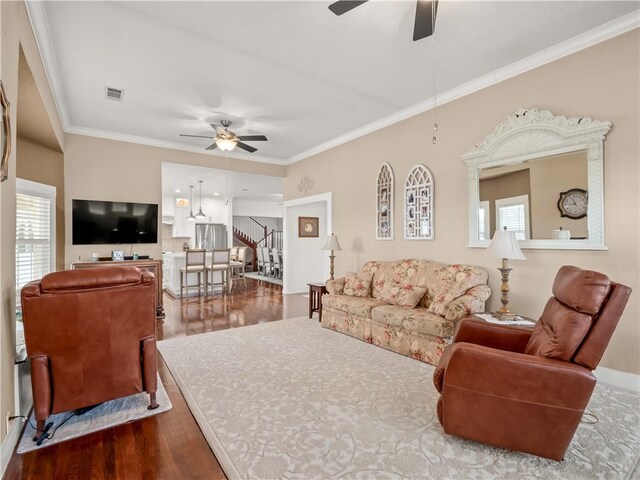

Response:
(462, 108), (611, 250)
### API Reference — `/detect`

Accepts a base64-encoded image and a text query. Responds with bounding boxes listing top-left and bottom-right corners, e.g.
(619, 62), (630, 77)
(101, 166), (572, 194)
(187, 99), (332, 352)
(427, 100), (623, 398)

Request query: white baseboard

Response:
(594, 366), (640, 393)
(1, 418), (26, 478)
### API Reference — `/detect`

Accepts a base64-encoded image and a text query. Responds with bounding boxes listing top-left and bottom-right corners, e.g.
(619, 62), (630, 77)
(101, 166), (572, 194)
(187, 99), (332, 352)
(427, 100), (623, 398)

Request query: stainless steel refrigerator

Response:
(195, 223), (227, 250)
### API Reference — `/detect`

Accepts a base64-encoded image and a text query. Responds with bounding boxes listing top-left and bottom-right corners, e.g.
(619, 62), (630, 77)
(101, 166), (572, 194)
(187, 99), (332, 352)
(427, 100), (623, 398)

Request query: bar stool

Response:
(230, 247), (248, 290)
(205, 249), (231, 296)
(180, 249), (206, 299)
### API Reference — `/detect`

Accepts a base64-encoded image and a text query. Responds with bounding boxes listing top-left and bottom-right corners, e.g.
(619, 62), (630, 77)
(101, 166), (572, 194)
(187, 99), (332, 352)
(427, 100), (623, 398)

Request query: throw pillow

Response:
(426, 265), (472, 316)
(378, 281), (428, 308)
(343, 272), (373, 298)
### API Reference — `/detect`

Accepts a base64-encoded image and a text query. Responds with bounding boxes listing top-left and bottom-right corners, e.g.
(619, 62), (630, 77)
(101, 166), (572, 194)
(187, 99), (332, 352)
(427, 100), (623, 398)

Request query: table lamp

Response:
(321, 234), (342, 280)
(486, 227), (526, 320)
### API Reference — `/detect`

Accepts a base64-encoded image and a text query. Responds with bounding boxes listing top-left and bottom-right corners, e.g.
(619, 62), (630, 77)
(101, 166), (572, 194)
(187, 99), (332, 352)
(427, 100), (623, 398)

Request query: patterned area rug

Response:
(17, 375), (172, 453)
(158, 318), (640, 479)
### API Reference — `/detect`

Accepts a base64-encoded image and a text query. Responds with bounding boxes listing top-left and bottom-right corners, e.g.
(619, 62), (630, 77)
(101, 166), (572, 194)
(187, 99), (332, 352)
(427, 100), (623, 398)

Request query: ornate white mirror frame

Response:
(462, 108), (611, 250)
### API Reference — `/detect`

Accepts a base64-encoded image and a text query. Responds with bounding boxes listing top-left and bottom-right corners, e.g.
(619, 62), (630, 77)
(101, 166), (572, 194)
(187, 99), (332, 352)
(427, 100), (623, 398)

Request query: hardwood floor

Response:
(4, 279), (309, 480)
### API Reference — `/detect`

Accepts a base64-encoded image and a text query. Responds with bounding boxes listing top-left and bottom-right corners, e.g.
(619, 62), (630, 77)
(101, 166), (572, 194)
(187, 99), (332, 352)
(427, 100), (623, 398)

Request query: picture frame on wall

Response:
(0, 80), (11, 183)
(298, 216), (319, 238)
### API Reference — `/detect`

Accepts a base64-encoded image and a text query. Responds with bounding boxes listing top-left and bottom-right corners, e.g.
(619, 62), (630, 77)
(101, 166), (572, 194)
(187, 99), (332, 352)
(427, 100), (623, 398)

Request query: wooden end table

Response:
(308, 283), (328, 322)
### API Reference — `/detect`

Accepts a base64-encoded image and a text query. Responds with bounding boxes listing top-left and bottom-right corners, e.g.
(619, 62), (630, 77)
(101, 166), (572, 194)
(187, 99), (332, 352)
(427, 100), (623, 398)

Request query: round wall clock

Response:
(557, 188), (588, 219)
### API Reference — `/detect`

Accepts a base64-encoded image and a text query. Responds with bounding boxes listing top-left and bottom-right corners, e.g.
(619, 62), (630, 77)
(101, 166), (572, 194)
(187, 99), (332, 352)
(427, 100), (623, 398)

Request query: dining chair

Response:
(180, 249), (206, 299)
(271, 248), (281, 279)
(257, 247), (265, 275)
(230, 247), (248, 290)
(205, 249), (231, 296)
(262, 247), (272, 277)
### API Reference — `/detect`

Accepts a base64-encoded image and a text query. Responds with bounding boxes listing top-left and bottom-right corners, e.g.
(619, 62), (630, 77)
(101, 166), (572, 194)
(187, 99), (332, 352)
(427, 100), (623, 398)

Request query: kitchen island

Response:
(162, 252), (226, 298)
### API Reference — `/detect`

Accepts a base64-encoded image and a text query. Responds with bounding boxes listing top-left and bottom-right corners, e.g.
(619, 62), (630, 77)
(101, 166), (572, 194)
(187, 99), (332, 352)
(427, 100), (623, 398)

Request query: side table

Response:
(468, 313), (536, 328)
(308, 283), (328, 322)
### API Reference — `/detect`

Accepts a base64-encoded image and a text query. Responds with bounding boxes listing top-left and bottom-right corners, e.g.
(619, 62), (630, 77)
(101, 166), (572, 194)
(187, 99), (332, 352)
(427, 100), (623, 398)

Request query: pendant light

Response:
(187, 185), (197, 221)
(195, 180), (207, 219)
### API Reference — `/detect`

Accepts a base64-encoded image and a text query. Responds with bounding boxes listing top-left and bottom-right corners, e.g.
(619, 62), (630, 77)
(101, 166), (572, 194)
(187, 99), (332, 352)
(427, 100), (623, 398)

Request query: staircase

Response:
(232, 216), (283, 270)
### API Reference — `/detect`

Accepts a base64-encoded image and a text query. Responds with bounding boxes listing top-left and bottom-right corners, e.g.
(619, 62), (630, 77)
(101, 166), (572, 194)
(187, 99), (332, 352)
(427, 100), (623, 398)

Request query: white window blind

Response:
(16, 179), (56, 308)
(478, 201), (489, 241)
(495, 195), (530, 240)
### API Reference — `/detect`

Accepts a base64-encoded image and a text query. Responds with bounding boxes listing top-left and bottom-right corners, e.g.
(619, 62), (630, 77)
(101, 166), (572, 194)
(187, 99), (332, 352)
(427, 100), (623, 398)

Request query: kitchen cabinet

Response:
(173, 205), (194, 238)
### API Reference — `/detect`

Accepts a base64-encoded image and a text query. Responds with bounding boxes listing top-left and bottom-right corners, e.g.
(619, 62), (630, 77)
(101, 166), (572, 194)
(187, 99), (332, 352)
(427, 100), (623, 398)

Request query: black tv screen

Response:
(72, 199), (158, 245)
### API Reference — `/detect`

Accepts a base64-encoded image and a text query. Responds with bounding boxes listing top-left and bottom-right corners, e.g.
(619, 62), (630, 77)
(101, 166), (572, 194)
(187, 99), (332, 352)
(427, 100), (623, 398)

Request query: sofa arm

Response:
(439, 342), (595, 408)
(326, 277), (345, 295)
(444, 285), (491, 320)
(453, 318), (533, 353)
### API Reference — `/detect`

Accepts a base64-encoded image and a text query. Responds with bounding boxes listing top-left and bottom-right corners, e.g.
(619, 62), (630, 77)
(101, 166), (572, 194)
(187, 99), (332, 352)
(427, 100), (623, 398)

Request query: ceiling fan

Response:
(179, 120), (268, 153)
(329, 0), (438, 41)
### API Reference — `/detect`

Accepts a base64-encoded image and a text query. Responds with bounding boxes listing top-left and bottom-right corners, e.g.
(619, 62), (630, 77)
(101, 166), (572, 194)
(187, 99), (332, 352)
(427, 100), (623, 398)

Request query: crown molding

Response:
(26, 2), (638, 168)
(25, 0), (71, 129)
(65, 125), (288, 166)
(287, 11), (639, 165)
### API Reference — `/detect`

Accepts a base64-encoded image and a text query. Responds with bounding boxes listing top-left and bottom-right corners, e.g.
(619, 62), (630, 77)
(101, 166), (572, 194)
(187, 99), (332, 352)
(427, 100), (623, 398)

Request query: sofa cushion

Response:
(344, 271), (373, 297)
(378, 281), (427, 308)
(427, 265), (490, 316)
(323, 295), (387, 318)
(362, 260), (488, 311)
(370, 305), (457, 338)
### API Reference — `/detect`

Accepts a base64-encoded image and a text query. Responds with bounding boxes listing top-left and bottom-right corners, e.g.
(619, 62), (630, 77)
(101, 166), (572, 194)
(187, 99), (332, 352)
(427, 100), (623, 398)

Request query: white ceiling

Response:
(36, 1), (639, 163)
(161, 162), (283, 201)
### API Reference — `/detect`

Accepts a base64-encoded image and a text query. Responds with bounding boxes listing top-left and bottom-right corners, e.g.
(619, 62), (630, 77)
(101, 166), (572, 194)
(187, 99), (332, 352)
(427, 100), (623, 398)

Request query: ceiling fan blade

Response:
(235, 142), (257, 153)
(413, 0), (438, 41)
(180, 134), (214, 139)
(210, 123), (224, 133)
(205, 143), (218, 150)
(237, 135), (268, 142)
(328, 0), (368, 16)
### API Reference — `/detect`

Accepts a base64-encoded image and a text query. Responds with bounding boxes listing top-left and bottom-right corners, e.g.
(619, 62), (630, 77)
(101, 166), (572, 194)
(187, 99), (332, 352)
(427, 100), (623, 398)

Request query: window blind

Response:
(497, 204), (526, 240)
(16, 192), (53, 306)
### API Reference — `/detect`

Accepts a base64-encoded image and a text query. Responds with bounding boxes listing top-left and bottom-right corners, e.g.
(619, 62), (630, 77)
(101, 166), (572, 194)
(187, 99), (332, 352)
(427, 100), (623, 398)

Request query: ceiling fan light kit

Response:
(180, 119), (268, 154)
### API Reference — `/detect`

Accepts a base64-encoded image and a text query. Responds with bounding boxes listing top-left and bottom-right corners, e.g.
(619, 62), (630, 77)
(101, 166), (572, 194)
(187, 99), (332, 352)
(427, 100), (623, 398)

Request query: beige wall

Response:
(16, 137), (65, 270)
(1, 1), (64, 443)
(479, 169), (531, 236)
(529, 151), (588, 238)
(284, 30), (640, 375)
(63, 133), (285, 266)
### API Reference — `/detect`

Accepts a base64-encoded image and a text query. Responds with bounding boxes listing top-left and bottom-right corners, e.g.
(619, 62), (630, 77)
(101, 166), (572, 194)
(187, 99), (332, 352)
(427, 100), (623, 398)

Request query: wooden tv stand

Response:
(71, 259), (165, 319)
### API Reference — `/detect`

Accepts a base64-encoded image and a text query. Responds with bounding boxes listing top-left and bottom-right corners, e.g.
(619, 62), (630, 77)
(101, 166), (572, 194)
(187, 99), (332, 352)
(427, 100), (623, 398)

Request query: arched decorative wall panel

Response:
(404, 164), (434, 240)
(376, 162), (394, 240)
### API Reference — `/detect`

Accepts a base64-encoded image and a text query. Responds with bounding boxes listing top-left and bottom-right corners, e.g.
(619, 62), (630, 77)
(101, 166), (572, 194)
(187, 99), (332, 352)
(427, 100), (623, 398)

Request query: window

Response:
(495, 195), (530, 240)
(478, 201), (490, 241)
(16, 179), (56, 309)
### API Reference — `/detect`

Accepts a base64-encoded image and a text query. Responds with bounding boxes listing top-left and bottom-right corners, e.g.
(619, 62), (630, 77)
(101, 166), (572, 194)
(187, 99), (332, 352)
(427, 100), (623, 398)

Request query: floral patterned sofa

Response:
(321, 259), (491, 365)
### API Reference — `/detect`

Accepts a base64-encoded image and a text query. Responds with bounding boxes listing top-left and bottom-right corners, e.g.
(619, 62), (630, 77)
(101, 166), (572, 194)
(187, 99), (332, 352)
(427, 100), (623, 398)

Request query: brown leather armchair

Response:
(433, 265), (631, 461)
(21, 266), (159, 439)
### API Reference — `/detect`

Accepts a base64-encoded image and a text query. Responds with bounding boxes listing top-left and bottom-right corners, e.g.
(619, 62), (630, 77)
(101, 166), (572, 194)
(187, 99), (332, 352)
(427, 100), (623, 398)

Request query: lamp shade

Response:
(486, 228), (526, 260)
(321, 234), (342, 252)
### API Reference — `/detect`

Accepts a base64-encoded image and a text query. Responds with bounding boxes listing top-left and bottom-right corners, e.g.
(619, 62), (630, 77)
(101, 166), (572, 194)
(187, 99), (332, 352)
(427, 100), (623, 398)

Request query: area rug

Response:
(158, 318), (640, 479)
(17, 375), (172, 453)
(244, 271), (283, 286)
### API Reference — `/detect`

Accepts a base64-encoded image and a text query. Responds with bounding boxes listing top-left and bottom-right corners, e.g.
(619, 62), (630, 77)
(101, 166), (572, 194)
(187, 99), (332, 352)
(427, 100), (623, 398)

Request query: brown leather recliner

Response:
(433, 265), (632, 461)
(21, 266), (159, 439)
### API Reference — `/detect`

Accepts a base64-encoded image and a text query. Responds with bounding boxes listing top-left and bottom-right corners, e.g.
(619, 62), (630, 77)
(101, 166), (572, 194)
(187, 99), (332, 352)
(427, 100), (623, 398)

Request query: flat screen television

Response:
(72, 199), (158, 245)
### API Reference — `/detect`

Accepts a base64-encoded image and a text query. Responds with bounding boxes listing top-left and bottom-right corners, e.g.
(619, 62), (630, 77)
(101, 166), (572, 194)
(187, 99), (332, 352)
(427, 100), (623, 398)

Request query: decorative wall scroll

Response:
(404, 164), (434, 240)
(376, 162), (394, 240)
(0, 80), (11, 182)
(297, 175), (316, 195)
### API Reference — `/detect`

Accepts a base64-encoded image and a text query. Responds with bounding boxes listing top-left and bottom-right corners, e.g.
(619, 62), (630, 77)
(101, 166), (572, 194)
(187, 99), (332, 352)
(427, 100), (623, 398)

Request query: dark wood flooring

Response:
(4, 279), (309, 480)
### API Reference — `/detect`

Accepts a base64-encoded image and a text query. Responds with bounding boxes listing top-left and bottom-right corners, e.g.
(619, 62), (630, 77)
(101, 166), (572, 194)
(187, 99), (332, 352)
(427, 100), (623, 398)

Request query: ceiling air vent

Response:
(105, 86), (124, 102)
